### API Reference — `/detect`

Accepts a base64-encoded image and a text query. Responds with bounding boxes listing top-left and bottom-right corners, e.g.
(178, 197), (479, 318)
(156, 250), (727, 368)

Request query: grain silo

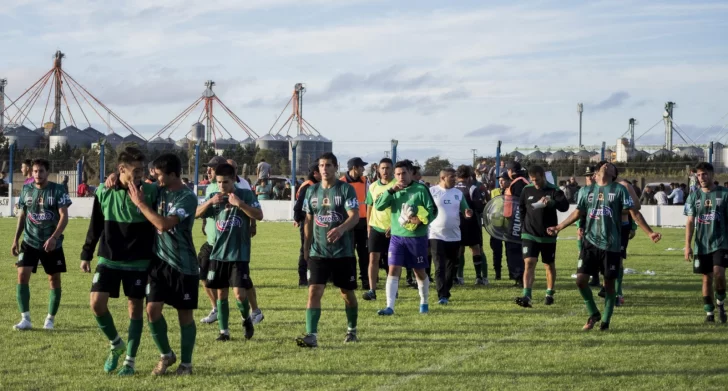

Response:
(50, 126), (91, 150)
(103, 133), (124, 149)
(190, 122), (205, 143)
(527, 150), (546, 161)
(256, 134), (287, 158)
(290, 133), (317, 173)
(123, 134), (147, 147)
(147, 136), (175, 151)
(82, 127), (105, 143)
(4, 125), (41, 149)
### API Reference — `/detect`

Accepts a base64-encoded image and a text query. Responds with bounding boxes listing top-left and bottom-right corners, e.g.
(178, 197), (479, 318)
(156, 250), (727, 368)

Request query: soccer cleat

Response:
(544, 295), (555, 306)
(717, 301), (727, 324)
(482, 278), (490, 286)
(298, 281), (308, 288)
(377, 307), (394, 316)
(13, 318), (32, 331)
(597, 287), (606, 298)
(243, 317), (255, 340)
(438, 297), (449, 305)
(419, 304), (429, 314)
(175, 364), (193, 376)
(454, 277), (465, 286)
(705, 314), (716, 323)
(296, 333), (318, 348)
(116, 365), (135, 377)
(216, 333), (230, 342)
(104, 342), (127, 373)
(599, 322), (610, 331)
(252, 309), (265, 325)
(615, 296), (625, 307)
(362, 290), (377, 301)
(495, 274), (502, 281)
(475, 277), (484, 285)
(344, 332), (358, 343)
(151, 353), (177, 376)
(515, 296), (532, 308)
(583, 313), (602, 331)
(200, 309), (218, 324)
(43, 316), (55, 330)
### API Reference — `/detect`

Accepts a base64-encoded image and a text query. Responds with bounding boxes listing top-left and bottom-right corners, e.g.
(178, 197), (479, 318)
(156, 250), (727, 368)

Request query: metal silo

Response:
(256, 134), (287, 158)
(49, 127), (71, 150)
(319, 135), (333, 155)
(291, 134), (317, 173)
(83, 126), (105, 143)
(175, 137), (191, 150)
(240, 136), (255, 148)
(103, 133), (124, 149)
(4, 125), (41, 149)
(190, 122), (205, 142)
(122, 134), (147, 147)
(148, 136), (175, 151)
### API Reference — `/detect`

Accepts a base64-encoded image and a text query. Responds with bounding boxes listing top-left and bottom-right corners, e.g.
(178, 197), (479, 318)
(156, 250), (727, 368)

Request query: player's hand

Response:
(105, 173), (118, 188)
(327, 227), (343, 243)
(464, 209), (474, 219)
(251, 223), (257, 237)
(293, 221), (300, 228)
(43, 237), (57, 253)
(128, 184), (145, 207)
(228, 193), (243, 207)
(649, 232), (662, 243)
(409, 216), (422, 225)
(546, 226), (560, 236)
(80, 261), (91, 273)
(629, 229), (636, 240)
(390, 183), (405, 192)
(684, 247), (693, 262)
(577, 228), (584, 240)
(385, 228), (391, 238)
(211, 193), (226, 205)
(11, 241), (19, 257)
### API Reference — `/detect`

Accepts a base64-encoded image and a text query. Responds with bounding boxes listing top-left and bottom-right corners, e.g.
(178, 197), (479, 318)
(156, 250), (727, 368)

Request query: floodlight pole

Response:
(391, 139), (398, 163)
(98, 139), (106, 184)
(495, 141), (502, 179)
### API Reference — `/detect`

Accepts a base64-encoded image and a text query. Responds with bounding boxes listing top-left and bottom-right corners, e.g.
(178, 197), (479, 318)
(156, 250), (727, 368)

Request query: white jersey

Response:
(428, 185), (468, 242)
(236, 176), (252, 191)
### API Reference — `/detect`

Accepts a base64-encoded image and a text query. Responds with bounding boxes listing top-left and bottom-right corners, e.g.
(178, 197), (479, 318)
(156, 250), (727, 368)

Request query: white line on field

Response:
(376, 309), (581, 391)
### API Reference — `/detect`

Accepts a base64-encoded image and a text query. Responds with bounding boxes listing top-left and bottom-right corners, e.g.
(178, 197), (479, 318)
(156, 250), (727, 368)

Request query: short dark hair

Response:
(118, 146), (145, 166)
(394, 159), (414, 172)
(596, 160), (618, 180)
(455, 165), (471, 179)
(318, 152), (338, 167)
(412, 166), (421, 175)
(152, 153), (182, 177)
(214, 163), (236, 178)
(695, 162), (714, 173)
(528, 165), (545, 177)
(440, 167), (456, 176)
(23, 159), (32, 167)
(379, 157), (393, 166)
(31, 158), (50, 171)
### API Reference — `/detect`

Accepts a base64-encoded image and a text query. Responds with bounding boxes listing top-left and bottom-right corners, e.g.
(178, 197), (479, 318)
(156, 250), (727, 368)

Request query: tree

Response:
(423, 156), (452, 175)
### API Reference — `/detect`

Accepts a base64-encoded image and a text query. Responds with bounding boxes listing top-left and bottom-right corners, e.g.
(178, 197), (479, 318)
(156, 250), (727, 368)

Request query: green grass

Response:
(0, 219), (726, 390)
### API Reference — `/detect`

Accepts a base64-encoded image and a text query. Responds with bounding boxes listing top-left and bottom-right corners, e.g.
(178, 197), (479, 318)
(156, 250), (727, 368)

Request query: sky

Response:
(2, 0), (728, 166)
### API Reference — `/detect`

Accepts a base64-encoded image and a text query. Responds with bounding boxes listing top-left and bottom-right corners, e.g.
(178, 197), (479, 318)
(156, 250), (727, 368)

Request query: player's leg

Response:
(233, 262), (255, 339)
(335, 257), (358, 342)
(490, 237), (503, 280)
(542, 243), (557, 305)
(298, 224), (308, 286)
(198, 243), (218, 324)
(15, 266), (33, 330)
(90, 264), (129, 373)
(42, 247), (65, 329)
(505, 241), (524, 287)
(470, 245), (486, 284)
(176, 308), (196, 375)
(216, 287), (231, 340)
(614, 224), (631, 304)
(147, 261), (176, 375)
(341, 288), (359, 342)
(411, 236), (431, 313)
(365, 252), (381, 300)
(246, 283), (264, 325)
(455, 249), (466, 285)
(713, 263), (726, 323)
(600, 251), (621, 330)
(297, 257), (327, 347)
(576, 243), (601, 330)
(413, 267), (430, 314)
(516, 257), (537, 308)
(431, 240), (448, 303)
(703, 272), (715, 322)
(379, 236), (404, 315)
(117, 297), (145, 376)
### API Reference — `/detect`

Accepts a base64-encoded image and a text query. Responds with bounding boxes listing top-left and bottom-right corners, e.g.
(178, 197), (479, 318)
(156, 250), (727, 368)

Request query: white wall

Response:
(557, 205), (686, 227)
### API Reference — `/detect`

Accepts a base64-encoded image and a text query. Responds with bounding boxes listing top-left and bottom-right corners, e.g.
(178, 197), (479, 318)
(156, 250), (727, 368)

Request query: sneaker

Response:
(438, 297), (449, 305)
(243, 317), (255, 340)
(200, 309), (218, 324)
(454, 277), (465, 286)
(43, 316), (55, 330)
(544, 295), (555, 306)
(175, 364), (193, 376)
(116, 365), (135, 377)
(104, 341), (127, 373)
(344, 332), (358, 343)
(216, 333), (230, 342)
(419, 304), (429, 314)
(515, 296), (532, 308)
(151, 353), (177, 376)
(495, 274), (502, 281)
(296, 333), (318, 348)
(597, 287), (606, 298)
(13, 318), (32, 331)
(362, 283), (371, 291)
(706, 314), (716, 323)
(482, 278), (490, 286)
(615, 296), (625, 307)
(512, 280), (524, 288)
(377, 307), (394, 316)
(475, 277), (485, 285)
(583, 313), (601, 331)
(717, 301), (727, 323)
(298, 281), (308, 288)
(362, 290), (377, 301)
(252, 309), (265, 325)
(599, 322), (610, 331)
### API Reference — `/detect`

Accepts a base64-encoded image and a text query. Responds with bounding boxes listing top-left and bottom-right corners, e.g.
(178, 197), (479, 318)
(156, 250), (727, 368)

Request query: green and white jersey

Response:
(303, 180), (359, 259)
(203, 188), (261, 262)
(577, 182), (633, 253)
(155, 186), (199, 275)
(18, 182), (72, 250)
(684, 186), (728, 255)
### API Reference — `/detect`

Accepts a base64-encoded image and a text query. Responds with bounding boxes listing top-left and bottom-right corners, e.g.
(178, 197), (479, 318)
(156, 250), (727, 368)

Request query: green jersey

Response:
(577, 182), (633, 253)
(684, 186), (728, 255)
(374, 181), (437, 238)
(303, 180), (359, 259)
(18, 182), (72, 250)
(155, 186), (199, 275)
(203, 188), (261, 262)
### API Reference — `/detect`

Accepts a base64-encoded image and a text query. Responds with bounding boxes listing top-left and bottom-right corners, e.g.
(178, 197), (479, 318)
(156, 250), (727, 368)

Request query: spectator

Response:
(640, 186), (656, 205)
(282, 182), (292, 200)
(724, 181), (728, 188)
(61, 175), (70, 194)
(77, 179), (90, 197)
(475, 159), (489, 183)
(256, 179), (272, 200)
(689, 168), (698, 194)
(654, 184), (668, 205)
(21, 159), (34, 185)
(667, 182), (684, 205)
(567, 177), (580, 203)
(368, 163), (378, 182)
(272, 181), (285, 200)
(631, 180), (642, 198)
(0, 171), (8, 196)
(257, 158), (272, 179)
(144, 162), (156, 184)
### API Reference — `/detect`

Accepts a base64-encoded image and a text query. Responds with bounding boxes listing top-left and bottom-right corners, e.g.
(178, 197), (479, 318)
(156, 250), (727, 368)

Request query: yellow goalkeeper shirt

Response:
(365, 179), (395, 232)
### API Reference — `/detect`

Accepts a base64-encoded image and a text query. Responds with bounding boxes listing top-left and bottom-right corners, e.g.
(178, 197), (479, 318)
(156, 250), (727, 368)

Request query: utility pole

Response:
(628, 118), (637, 149)
(471, 149), (477, 167)
(53, 51), (65, 133)
(577, 103), (584, 148)
(0, 78), (7, 131)
(203, 80), (215, 146)
(663, 101), (676, 151)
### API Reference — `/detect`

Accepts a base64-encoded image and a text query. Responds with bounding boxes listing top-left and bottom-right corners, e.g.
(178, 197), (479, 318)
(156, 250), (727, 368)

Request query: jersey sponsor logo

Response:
(322, 197), (330, 206)
(346, 198), (359, 209)
(705, 199), (713, 208)
(135, 279), (142, 286)
(528, 196), (534, 200)
(24, 195), (33, 207)
(608, 193), (615, 202)
(315, 211), (344, 227)
(310, 197), (318, 209)
(216, 215), (244, 231)
(587, 194), (594, 203)
(588, 207), (613, 220)
(444, 199), (452, 204)
(696, 212), (718, 224)
(597, 193), (604, 201)
(694, 258), (700, 268)
(454, 194), (461, 201)
(334, 195), (342, 206)
(28, 210), (55, 224)
(183, 293), (191, 301)
(92, 273), (100, 284)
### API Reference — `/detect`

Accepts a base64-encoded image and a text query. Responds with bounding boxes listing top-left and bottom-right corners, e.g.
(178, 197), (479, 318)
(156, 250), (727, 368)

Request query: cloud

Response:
(588, 91), (631, 111)
(465, 124), (513, 137)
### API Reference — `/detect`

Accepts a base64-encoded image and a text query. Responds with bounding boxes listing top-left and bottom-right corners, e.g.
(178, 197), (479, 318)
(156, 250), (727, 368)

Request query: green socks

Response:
(127, 318), (143, 358)
(704, 296), (715, 313)
(546, 289), (555, 297)
(522, 288), (532, 299)
(616, 267), (624, 296)
(218, 299), (229, 331)
(603, 292), (616, 324)
(180, 322), (196, 365)
(149, 316), (172, 355)
(579, 287), (599, 316)
(473, 255), (483, 278)
(48, 288), (61, 316)
(345, 306), (358, 331)
(457, 255), (465, 279)
(237, 298), (251, 319)
(17, 284), (30, 313)
(716, 290), (726, 303)
(95, 312), (120, 342)
(306, 308), (321, 334)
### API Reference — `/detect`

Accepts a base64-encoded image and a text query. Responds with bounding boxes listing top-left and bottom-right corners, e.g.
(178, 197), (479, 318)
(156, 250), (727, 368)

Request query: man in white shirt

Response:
(429, 168), (473, 305)
(667, 183), (685, 205)
(257, 159), (271, 180)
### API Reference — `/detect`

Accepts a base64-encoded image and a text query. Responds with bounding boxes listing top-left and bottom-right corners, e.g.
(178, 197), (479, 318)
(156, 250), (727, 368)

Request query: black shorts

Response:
(16, 242), (66, 275)
(368, 229), (390, 254)
(90, 264), (147, 299)
(694, 250), (728, 274)
(620, 224), (632, 260)
(577, 240), (622, 280)
(147, 258), (199, 310)
(197, 242), (213, 281)
(521, 240), (556, 264)
(205, 260), (254, 290)
(459, 220), (483, 247)
(309, 257), (357, 290)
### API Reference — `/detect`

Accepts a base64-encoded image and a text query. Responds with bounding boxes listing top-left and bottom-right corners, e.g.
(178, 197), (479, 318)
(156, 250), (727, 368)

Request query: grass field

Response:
(0, 219), (726, 390)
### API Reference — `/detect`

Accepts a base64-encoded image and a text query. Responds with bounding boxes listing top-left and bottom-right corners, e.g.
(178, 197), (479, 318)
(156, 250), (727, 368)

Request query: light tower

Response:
(203, 80), (216, 145)
(663, 101), (676, 151)
(294, 83), (305, 135)
(577, 103), (584, 148)
(628, 118), (637, 148)
(53, 51), (65, 133)
(0, 78), (7, 130)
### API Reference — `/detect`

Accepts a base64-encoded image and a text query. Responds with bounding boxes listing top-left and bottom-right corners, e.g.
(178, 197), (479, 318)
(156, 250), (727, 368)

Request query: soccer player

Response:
(454, 166), (487, 285)
(296, 152), (360, 348)
(11, 158), (71, 331)
(515, 165), (569, 308)
(80, 147), (158, 376)
(341, 157), (370, 290)
(21, 159), (34, 185)
(430, 168), (473, 304)
(293, 164), (321, 287)
(363, 158), (395, 301)
(128, 153), (199, 375)
(684, 162), (728, 323)
(547, 161), (661, 331)
(375, 160), (437, 315)
(577, 166), (601, 287)
(196, 163), (263, 341)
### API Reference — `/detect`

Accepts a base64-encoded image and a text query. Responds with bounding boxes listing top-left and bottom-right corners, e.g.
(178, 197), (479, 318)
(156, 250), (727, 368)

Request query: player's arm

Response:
(685, 215), (695, 261)
(231, 191), (263, 221)
(420, 186), (437, 223)
(11, 208), (26, 256)
(549, 208), (582, 234)
(460, 196), (473, 218)
(553, 189), (570, 212)
(44, 206), (69, 253)
(196, 193), (224, 219)
(621, 180), (641, 211)
(629, 209), (660, 242)
(303, 213), (313, 261)
(470, 185), (484, 213)
(293, 185), (307, 223)
(374, 188), (395, 211)
(80, 196), (104, 263)
(518, 188), (527, 225)
(128, 186), (180, 232)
